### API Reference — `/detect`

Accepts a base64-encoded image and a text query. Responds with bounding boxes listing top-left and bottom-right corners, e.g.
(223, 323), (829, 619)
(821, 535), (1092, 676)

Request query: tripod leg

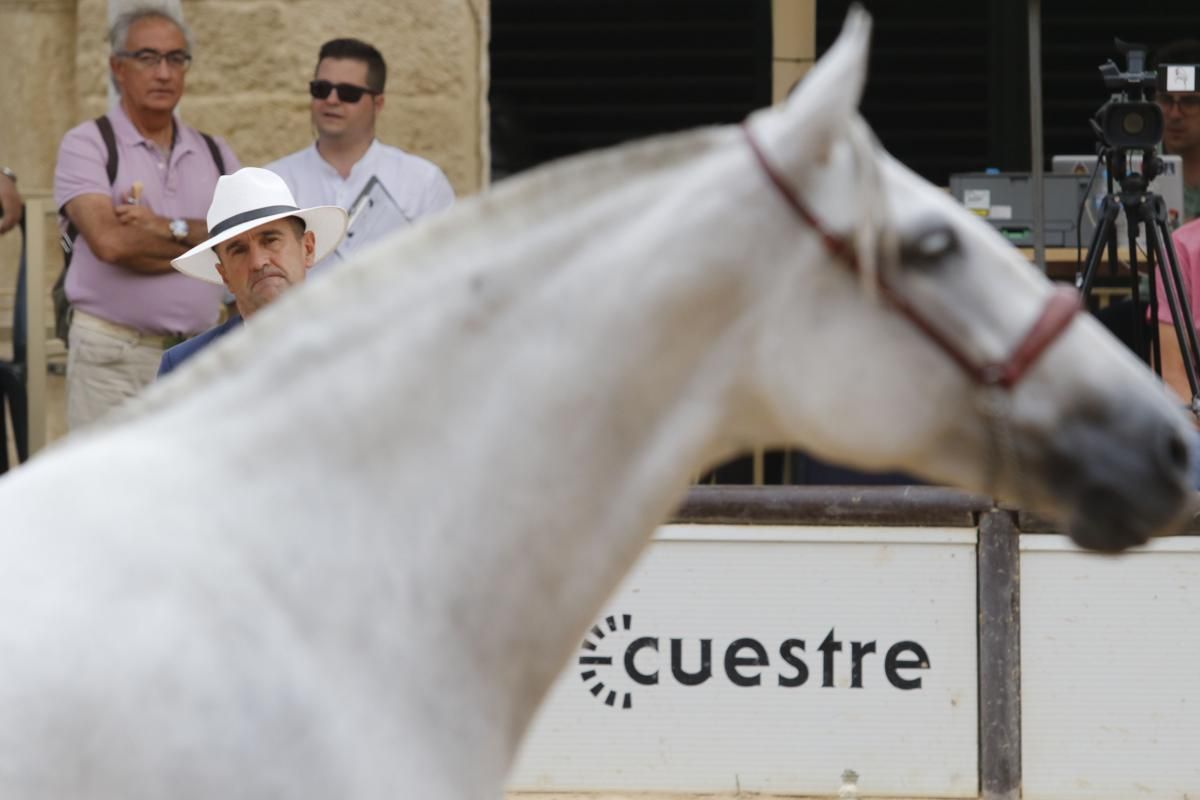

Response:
(1142, 197), (1165, 375)
(1077, 196), (1122, 298)
(1145, 242), (1161, 375)
(1149, 214), (1200, 407)
(1126, 210), (1148, 361)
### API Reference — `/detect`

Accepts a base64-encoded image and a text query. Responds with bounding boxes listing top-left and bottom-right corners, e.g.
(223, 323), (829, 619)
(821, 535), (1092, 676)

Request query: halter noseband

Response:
(741, 123), (1079, 390)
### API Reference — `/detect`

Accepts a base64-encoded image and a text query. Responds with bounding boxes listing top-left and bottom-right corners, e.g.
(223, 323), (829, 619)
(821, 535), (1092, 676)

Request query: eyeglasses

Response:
(116, 48), (192, 71)
(309, 80), (380, 104)
(1155, 94), (1200, 114)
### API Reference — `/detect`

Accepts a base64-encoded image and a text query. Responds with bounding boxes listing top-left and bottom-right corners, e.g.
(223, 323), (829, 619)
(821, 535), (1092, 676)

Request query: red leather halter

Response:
(742, 124), (1080, 390)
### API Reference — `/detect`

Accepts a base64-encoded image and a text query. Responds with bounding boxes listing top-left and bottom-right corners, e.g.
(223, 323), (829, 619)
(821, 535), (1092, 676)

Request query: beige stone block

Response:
(185, 3), (297, 96)
(378, 97), (482, 196)
(772, 0), (814, 60)
(75, 0), (109, 99)
(203, 1), (485, 98)
(0, 0), (73, 8)
(80, 96), (110, 121)
(179, 94), (311, 168)
(0, 2), (80, 188)
(773, 59), (813, 105)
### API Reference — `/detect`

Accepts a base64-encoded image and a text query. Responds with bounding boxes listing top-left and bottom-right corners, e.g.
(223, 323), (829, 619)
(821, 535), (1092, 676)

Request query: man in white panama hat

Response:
(158, 167), (347, 376)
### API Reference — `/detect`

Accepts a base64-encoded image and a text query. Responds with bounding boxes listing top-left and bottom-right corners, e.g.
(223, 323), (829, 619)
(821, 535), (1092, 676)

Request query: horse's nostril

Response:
(1165, 430), (1189, 474)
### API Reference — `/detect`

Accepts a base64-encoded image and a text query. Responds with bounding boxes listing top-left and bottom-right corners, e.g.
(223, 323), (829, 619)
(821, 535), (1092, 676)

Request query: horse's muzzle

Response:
(1054, 404), (1193, 553)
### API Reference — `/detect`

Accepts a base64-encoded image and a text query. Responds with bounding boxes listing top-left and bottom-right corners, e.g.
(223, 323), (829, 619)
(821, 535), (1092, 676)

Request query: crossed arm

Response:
(63, 194), (210, 274)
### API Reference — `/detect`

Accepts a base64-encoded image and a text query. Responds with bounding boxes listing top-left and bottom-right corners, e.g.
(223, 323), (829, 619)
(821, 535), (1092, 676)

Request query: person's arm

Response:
(0, 167), (21, 234)
(63, 194), (190, 274)
(111, 202), (213, 248)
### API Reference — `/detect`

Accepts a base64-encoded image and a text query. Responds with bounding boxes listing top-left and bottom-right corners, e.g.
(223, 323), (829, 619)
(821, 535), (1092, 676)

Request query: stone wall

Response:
(0, 0), (489, 335)
(0, 0), (80, 318)
(0, 0), (79, 193)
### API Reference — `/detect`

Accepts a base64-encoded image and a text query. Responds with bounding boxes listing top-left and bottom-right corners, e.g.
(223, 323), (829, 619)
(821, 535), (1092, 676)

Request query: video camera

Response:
(1092, 39), (1162, 150)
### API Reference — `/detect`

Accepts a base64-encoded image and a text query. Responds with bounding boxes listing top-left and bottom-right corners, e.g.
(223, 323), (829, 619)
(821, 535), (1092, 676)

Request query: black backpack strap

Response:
(95, 115), (119, 184)
(201, 132), (227, 176)
(62, 115), (119, 254)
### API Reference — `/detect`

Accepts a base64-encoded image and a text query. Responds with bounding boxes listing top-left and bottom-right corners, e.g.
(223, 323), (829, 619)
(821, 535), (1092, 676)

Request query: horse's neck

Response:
(346, 167), (761, 624)
(108, 129), (803, 793)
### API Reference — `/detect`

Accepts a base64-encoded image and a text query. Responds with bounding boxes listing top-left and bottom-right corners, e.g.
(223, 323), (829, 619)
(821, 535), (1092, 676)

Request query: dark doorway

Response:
(490, 0), (773, 181)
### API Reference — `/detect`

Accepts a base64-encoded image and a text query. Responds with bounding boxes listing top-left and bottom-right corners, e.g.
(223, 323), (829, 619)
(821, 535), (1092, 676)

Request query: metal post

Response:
(978, 509), (1021, 800)
(1027, 0), (1045, 271)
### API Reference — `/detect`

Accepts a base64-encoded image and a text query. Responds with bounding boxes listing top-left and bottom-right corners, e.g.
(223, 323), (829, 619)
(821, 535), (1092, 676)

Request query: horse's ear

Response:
(788, 5), (871, 114)
(768, 5), (872, 162)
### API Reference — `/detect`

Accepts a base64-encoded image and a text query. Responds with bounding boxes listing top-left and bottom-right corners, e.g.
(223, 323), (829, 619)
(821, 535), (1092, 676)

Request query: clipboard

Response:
(344, 175), (412, 252)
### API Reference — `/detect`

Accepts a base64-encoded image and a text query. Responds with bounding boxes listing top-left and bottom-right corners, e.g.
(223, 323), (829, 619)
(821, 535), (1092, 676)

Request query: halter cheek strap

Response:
(741, 123), (1080, 390)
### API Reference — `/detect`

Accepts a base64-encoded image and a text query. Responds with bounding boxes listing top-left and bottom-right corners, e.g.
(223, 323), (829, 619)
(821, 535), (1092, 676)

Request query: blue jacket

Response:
(157, 315), (243, 378)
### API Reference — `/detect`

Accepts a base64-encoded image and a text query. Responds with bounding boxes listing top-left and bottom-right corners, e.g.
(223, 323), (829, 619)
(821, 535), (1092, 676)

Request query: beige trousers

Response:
(66, 311), (172, 431)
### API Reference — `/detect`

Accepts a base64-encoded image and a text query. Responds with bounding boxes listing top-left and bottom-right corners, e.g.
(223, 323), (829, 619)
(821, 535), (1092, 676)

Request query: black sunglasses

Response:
(308, 80), (380, 103)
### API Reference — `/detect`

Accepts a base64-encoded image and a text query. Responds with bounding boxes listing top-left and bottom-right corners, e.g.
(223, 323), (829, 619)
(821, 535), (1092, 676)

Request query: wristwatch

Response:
(0, 167), (15, 183)
(169, 217), (189, 242)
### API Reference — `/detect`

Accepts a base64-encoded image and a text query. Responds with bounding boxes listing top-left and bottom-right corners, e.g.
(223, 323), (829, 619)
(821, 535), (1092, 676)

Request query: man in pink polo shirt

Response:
(54, 6), (239, 429)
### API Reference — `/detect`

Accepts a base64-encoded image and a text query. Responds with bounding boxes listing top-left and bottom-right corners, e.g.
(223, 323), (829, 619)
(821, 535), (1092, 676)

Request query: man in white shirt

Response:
(266, 38), (454, 272)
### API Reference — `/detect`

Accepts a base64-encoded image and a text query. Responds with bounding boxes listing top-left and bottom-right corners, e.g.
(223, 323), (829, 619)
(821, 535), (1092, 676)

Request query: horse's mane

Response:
(472, 123), (729, 229)
(108, 123), (735, 427)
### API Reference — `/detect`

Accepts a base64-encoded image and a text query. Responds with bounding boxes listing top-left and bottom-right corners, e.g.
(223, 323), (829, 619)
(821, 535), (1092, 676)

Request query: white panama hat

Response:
(171, 167), (348, 285)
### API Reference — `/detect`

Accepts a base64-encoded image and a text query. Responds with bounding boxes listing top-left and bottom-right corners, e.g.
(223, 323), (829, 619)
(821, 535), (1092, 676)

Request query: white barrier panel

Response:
(510, 524), (979, 798)
(1020, 534), (1200, 800)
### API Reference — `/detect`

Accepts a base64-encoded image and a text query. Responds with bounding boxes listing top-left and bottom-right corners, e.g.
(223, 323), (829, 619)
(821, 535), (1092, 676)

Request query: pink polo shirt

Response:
(54, 103), (240, 335)
(1157, 219), (1200, 327)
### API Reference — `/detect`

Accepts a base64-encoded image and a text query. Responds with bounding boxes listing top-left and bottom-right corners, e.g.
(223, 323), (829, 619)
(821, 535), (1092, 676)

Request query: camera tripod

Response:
(1075, 148), (1200, 415)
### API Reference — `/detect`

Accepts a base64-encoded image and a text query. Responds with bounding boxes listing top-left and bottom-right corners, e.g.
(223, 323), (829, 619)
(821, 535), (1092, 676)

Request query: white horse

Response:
(0, 8), (1191, 799)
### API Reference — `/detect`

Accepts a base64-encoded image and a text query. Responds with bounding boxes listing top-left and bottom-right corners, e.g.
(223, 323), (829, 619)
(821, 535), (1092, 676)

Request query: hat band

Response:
(209, 204), (301, 238)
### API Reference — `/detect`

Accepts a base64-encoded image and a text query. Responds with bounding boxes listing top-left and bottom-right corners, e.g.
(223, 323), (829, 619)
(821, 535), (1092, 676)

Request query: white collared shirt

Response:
(266, 139), (455, 272)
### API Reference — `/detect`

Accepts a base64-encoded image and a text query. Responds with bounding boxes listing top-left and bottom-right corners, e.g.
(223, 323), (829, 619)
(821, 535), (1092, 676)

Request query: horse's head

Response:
(742, 7), (1193, 551)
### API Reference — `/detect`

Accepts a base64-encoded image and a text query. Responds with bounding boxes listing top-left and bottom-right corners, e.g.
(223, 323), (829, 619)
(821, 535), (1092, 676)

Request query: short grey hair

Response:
(107, 6), (193, 92)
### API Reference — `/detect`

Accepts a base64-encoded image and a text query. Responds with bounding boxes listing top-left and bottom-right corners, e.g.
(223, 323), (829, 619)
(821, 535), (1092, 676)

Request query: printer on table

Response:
(948, 171), (1092, 248)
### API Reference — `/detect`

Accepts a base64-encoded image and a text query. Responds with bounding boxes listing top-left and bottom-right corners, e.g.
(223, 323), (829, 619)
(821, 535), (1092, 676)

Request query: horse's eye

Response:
(900, 222), (958, 268)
